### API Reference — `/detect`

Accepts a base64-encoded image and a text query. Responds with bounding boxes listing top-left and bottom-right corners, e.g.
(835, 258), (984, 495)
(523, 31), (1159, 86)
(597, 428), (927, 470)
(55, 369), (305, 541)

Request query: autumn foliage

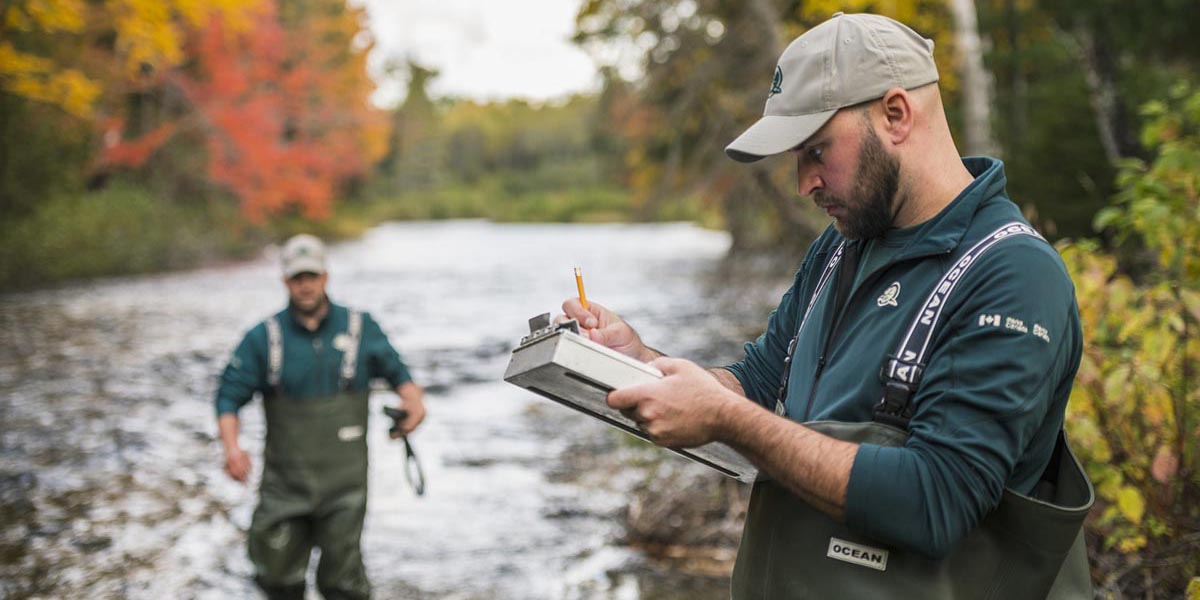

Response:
(94, 0), (383, 221)
(1059, 84), (1200, 597)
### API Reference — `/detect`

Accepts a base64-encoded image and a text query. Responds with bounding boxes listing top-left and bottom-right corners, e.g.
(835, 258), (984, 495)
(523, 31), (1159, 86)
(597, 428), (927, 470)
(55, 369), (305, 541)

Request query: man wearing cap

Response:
(215, 234), (425, 600)
(562, 12), (1090, 599)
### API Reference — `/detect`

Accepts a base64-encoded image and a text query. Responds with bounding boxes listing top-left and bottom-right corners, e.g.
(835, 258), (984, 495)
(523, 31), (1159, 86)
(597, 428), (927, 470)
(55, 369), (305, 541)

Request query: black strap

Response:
(400, 435), (426, 497)
(383, 406), (426, 496)
(772, 242), (847, 416)
(819, 241), (861, 370)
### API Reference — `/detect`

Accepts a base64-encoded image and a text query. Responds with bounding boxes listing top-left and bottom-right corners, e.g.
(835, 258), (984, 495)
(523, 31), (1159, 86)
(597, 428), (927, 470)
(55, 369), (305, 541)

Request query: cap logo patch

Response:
(768, 65), (783, 98)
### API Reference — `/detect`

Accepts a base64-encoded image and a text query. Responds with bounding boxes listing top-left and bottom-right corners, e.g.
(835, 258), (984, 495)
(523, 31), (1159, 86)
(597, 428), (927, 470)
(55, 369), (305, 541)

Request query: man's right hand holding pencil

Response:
(560, 297), (662, 363)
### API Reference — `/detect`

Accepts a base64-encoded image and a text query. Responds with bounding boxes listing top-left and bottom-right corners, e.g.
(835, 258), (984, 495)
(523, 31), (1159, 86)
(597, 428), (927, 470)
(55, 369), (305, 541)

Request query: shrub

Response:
(1060, 82), (1200, 597)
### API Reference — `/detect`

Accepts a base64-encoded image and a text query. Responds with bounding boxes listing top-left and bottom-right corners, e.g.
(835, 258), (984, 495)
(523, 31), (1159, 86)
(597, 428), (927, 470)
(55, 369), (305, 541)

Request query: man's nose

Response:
(797, 164), (823, 197)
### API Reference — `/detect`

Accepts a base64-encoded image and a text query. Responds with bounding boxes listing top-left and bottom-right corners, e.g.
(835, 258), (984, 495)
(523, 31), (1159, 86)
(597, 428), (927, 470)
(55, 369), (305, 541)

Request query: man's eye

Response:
(808, 146), (824, 162)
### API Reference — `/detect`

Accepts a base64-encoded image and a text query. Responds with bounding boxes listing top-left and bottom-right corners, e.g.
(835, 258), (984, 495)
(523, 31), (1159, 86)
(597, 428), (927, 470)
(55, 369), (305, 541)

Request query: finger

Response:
(606, 387), (639, 410)
(560, 298), (592, 326)
(652, 355), (700, 374)
(402, 414), (423, 434)
(649, 356), (686, 374)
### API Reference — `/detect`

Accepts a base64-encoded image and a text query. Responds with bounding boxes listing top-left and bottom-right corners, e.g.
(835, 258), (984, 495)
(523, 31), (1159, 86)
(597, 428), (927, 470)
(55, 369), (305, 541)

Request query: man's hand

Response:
(606, 357), (738, 448)
(224, 446), (252, 483)
(393, 381), (426, 437)
(560, 298), (658, 362)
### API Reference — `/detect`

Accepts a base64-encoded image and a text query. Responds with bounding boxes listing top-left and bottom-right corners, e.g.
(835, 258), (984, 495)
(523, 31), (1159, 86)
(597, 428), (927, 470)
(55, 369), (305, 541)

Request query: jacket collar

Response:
(887, 156), (1007, 260)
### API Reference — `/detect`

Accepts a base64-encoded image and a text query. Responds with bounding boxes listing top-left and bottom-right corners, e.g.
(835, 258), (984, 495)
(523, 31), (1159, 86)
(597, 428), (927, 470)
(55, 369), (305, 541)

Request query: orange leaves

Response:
(99, 118), (177, 167)
(183, 2), (373, 221)
(100, 0), (382, 222)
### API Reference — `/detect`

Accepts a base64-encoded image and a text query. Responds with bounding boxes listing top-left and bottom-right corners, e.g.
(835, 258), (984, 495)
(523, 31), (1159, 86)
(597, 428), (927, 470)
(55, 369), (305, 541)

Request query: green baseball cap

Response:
(725, 12), (939, 163)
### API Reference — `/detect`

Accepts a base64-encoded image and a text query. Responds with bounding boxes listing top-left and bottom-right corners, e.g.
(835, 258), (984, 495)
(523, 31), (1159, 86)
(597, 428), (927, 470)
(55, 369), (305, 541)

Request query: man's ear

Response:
(879, 88), (914, 145)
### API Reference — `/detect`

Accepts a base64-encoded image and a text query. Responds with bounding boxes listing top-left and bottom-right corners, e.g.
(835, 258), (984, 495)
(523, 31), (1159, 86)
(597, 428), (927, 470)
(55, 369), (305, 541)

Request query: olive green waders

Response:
(249, 392), (371, 600)
(731, 224), (1094, 598)
(730, 421), (1094, 599)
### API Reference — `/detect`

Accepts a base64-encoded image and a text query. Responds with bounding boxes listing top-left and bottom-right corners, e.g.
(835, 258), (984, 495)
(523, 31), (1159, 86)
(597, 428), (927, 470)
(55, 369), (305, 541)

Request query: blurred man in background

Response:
(215, 234), (425, 600)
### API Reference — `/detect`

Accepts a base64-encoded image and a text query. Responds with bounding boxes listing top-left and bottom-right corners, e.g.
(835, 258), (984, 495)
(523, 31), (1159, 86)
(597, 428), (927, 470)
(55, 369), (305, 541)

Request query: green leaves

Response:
(1062, 84), (1200, 586)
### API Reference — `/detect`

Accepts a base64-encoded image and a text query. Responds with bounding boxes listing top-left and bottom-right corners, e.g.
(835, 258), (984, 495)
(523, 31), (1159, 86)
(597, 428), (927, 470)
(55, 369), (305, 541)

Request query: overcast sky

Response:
(357, 0), (600, 106)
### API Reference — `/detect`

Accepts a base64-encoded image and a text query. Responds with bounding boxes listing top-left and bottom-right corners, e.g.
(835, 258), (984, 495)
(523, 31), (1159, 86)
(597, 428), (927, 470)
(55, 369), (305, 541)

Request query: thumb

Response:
(650, 356), (686, 375)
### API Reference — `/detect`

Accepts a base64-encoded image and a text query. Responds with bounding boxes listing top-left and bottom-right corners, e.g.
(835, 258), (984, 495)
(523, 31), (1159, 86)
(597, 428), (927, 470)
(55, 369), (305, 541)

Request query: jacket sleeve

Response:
(844, 241), (1083, 558)
(361, 312), (413, 388)
(215, 324), (268, 416)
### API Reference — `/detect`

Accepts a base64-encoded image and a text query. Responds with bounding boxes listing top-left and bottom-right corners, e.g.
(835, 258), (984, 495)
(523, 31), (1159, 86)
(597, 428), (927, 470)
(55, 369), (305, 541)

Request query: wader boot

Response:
(249, 392), (371, 600)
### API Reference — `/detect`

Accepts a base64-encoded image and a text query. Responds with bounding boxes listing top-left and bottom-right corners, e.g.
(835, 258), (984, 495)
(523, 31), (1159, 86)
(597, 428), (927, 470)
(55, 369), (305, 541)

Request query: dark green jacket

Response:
(215, 300), (412, 415)
(725, 157), (1083, 559)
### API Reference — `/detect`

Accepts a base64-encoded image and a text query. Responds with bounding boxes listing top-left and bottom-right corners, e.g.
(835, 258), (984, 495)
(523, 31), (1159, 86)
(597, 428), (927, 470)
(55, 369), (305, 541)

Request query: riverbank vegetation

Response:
(3, 0), (1198, 595)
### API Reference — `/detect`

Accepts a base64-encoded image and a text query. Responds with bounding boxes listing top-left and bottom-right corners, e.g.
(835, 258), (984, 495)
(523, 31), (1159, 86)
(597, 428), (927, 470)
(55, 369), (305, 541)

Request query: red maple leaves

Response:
(101, 0), (380, 222)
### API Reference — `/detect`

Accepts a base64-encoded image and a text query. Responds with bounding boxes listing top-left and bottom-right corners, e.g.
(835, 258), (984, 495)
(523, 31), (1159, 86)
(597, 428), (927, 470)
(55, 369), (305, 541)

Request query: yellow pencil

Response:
(574, 267), (589, 312)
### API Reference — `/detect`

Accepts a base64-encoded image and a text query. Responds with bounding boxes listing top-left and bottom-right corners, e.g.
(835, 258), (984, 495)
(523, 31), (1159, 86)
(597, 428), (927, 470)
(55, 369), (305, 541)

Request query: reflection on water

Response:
(0, 221), (790, 599)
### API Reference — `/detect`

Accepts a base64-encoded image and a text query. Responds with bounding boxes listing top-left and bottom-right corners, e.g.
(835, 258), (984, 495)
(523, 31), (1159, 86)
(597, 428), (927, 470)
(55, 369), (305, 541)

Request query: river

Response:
(0, 220), (791, 600)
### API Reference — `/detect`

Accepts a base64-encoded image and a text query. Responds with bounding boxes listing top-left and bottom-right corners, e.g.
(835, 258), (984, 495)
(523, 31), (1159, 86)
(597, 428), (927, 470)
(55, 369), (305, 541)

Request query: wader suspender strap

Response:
(266, 316), (283, 390)
(873, 222), (1047, 428)
(773, 242), (847, 416)
(340, 310), (363, 391)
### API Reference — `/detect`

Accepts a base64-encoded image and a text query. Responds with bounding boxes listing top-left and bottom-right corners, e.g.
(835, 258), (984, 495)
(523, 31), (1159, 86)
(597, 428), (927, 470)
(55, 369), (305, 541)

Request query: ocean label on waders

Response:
(503, 313), (758, 482)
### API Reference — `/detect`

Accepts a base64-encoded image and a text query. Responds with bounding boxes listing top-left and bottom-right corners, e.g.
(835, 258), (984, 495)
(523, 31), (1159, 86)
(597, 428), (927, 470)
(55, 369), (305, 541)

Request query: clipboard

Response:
(503, 313), (758, 483)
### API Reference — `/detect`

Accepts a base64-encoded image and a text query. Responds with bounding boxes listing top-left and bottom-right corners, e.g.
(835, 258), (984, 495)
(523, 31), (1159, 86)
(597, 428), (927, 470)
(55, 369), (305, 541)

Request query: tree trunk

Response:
(948, 0), (1000, 156)
(1005, 0), (1027, 154)
(1071, 23), (1142, 165)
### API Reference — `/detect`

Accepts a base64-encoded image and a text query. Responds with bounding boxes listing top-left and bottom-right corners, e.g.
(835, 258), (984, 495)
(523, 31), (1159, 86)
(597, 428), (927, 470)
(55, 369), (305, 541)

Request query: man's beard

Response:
(818, 125), (901, 241)
(292, 295), (327, 317)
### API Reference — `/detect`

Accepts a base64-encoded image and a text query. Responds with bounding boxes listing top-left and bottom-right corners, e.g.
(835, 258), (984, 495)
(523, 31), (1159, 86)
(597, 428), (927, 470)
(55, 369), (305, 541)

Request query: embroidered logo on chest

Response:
(877, 281), (901, 307)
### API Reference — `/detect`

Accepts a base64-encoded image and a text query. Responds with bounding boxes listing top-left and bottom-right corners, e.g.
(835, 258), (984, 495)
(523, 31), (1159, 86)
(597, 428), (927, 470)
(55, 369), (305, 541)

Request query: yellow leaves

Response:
(1062, 229), (1197, 558)
(1116, 533), (1147, 553)
(1116, 486), (1146, 525)
(1102, 365), (1131, 406)
(1182, 288), (1200, 324)
(4, 0), (86, 33)
(109, 0), (264, 76)
(1, 1), (97, 117)
(1186, 576), (1200, 600)
(112, 0), (181, 75)
(0, 43), (99, 118)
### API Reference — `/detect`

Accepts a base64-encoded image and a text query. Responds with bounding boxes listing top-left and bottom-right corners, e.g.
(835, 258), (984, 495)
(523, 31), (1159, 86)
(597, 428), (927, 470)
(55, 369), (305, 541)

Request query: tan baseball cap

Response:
(725, 12), (939, 163)
(281, 234), (326, 278)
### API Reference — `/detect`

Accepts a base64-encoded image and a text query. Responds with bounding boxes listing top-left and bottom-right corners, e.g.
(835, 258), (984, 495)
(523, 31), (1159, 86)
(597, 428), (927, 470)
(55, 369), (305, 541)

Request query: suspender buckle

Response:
(874, 355), (922, 428)
(873, 380), (916, 428)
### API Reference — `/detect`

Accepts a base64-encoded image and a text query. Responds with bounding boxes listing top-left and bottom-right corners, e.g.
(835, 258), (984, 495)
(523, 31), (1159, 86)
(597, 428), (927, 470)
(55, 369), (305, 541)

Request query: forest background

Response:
(1, 0), (1197, 597)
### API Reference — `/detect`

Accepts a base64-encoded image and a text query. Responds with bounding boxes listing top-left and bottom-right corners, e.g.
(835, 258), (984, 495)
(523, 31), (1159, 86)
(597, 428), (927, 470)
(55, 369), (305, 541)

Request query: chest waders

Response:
(249, 311), (373, 600)
(731, 223), (1094, 600)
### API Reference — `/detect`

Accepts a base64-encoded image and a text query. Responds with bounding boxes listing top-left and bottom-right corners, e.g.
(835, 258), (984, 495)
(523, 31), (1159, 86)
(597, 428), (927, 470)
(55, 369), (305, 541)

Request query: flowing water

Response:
(0, 221), (789, 600)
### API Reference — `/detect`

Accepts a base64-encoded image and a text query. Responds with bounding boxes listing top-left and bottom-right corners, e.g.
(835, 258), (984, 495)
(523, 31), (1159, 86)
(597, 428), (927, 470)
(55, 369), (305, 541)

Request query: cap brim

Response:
(724, 109), (839, 163)
(284, 258), (326, 278)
